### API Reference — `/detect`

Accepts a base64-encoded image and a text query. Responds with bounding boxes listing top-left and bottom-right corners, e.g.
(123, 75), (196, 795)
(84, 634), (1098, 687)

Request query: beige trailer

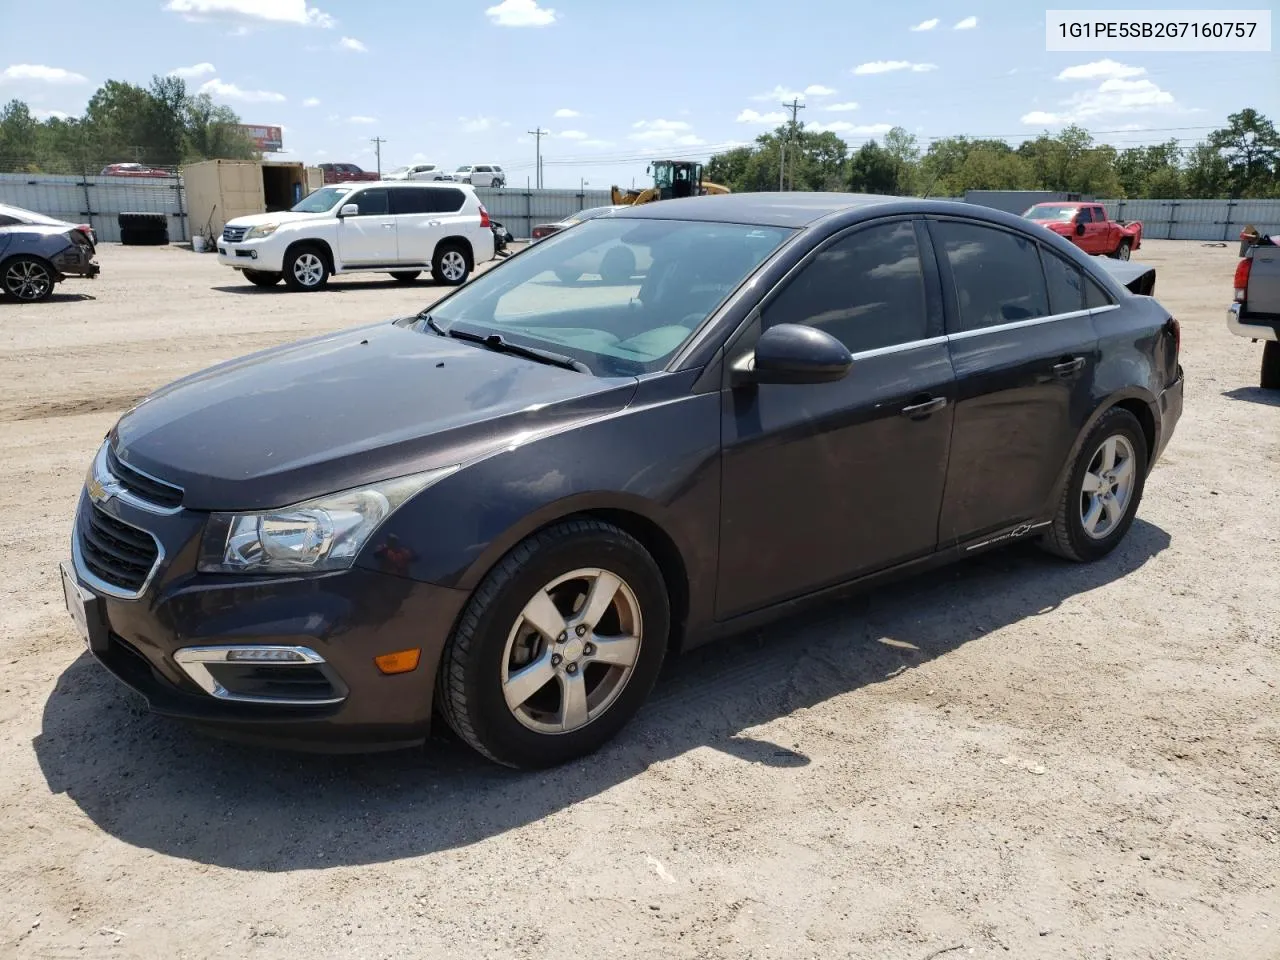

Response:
(182, 159), (324, 244)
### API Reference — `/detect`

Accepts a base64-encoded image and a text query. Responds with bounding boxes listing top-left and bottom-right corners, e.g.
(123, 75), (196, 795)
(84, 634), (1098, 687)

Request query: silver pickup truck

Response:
(1228, 232), (1280, 388)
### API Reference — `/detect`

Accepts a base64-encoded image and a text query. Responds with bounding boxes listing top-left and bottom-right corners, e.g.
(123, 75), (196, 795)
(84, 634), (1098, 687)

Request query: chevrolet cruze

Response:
(61, 193), (1183, 768)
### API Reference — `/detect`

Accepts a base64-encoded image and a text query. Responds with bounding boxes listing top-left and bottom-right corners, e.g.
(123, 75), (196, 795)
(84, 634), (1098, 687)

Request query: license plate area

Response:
(60, 561), (107, 652)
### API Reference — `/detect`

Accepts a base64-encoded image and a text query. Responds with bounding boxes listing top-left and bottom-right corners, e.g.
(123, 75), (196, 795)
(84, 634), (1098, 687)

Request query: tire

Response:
(243, 269), (282, 288)
(1, 256), (56, 302)
(283, 245), (330, 292)
(492, 178), (505, 189)
(437, 519), (670, 769)
(431, 243), (470, 285)
(1116, 239), (1132, 261)
(390, 271), (421, 283)
(1262, 341), (1280, 390)
(1040, 407), (1148, 562)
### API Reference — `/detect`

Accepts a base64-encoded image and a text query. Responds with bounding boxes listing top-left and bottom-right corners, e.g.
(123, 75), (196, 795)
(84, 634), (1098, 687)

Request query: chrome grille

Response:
(78, 504), (160, 594)
(222, 225), (248, 242)
(107, 447), (183, 509)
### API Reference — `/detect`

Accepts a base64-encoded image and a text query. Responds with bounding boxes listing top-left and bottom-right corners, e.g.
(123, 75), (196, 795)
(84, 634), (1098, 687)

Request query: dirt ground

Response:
(0, 240), (1277, 960)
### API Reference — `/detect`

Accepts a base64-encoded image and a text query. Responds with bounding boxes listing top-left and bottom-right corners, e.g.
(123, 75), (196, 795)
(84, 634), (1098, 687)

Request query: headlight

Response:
(243, 223), (279, 240)
(197, 466), (458, 574)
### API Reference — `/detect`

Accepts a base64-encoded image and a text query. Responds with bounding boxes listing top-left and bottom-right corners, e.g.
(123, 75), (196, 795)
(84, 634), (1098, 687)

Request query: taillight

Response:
(478, 204), (490, 229)
(1234, 257), (1251, 303)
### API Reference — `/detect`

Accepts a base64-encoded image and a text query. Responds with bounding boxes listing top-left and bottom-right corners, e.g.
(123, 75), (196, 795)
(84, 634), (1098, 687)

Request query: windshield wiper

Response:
(417, 312), (449, 337)
(448, 326), (591, 373)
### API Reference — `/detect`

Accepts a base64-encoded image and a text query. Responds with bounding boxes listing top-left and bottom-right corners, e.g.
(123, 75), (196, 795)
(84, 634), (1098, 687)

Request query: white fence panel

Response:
(0, 173), (187, 242)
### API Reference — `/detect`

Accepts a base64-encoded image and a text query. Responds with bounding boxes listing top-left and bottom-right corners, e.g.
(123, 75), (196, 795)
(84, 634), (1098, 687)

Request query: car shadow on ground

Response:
(210, 280), (446, 295)
(34, 519), (1170, 870)
(13, 292), (97, 304)
(1222, 386), (1280, 407)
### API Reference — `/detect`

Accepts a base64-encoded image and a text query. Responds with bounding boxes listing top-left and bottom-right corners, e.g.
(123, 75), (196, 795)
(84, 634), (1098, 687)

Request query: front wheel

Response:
(431, 243), (470, 285)
(2, 256), (56, 302)
(1116, 239), (1132, 261)
(243, 269), (281, 288)
(1262, 341), (1280, 390)
(436, 519), (670, 768)
(1040, 407), (1148, 562)
(283, 246), (330, 291)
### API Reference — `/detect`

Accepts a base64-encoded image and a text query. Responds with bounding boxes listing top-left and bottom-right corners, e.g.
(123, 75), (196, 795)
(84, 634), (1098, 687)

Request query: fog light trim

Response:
(174, 645), (347, 705)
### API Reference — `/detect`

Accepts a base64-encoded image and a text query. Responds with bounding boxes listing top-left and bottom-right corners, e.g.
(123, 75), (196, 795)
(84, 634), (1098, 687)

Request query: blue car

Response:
(0, 202), (100, 302)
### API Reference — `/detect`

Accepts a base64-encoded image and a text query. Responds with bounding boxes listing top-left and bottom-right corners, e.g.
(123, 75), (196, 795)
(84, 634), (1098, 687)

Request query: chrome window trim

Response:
(91, 442), (184, 516)
(173, 645), (348, 706)
(71, 511), (166, 601)
(846, 335), (949, 361)
(946, 303), (1120, 342)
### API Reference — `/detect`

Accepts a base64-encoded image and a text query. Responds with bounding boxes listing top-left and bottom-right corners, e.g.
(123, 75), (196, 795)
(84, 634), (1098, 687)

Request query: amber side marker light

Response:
(375, 649), (422, 675)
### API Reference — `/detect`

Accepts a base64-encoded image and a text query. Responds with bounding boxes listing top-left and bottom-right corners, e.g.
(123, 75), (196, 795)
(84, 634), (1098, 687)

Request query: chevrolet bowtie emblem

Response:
(86, 476), (121, 504)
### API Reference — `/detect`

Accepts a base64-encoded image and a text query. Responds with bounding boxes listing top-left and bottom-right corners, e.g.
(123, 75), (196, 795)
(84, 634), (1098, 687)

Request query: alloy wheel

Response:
(4, 260), (52, 301)
(500, 568), (643, 734)
(292, 253), (325, 287)
(440, 250), (467, 282)
(1080, 434), (1136, 539)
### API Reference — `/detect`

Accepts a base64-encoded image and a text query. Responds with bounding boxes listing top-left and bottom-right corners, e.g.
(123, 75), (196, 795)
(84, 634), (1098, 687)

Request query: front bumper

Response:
(64, 488), (470, 751)
(216, 241), (284, 272)
(1227, 303), (1280, 342)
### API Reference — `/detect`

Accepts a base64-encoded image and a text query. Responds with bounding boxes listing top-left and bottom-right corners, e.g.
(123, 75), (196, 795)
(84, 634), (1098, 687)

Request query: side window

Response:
(476, 165), (491, 173)
(933, 220), (1049, 332)
(1041, 246), (1085, 314)
(0, 214), (21, 227)
(762, 220), (929, 354)
(391, 188), (431, 215)
(1076, 207), (1093, 223)
(1085, 276), (1115, 309)
(1092, 206), (1107, 222)
(352, 189), (388, 216)
(428, 188), (466, 213)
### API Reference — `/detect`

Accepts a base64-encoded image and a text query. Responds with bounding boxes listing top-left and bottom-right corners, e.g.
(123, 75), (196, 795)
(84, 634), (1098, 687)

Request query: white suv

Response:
(383, 163), (448, 181)
(450, 164), (505, 188)
(216, 182), (496, 291)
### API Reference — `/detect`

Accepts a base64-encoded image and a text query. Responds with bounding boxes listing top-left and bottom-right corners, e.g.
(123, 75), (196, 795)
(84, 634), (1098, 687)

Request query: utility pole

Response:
(370, 136), (386, 177)
(779, 98), (805, 191)
(528, 127), (548, 189)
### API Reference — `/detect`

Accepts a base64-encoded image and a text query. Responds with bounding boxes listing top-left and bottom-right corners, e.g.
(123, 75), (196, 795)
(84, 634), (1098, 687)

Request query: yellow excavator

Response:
(611, 159), (730, 206)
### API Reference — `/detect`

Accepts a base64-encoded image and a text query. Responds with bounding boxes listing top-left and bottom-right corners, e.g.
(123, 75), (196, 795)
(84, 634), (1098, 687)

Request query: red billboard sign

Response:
(238, 124), (283, 152)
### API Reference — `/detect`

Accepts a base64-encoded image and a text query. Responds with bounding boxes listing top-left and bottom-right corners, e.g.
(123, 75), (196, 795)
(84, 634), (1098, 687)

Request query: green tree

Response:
(847, 140), (899, 194)
(0, 99), (39, 171)
(882, 126), (920, 193)
(1183, 141), (1231, 198)
(1114, 139), (1182, 197)
(1208, 108), (1280, 197)
(183, 93), (256, 161)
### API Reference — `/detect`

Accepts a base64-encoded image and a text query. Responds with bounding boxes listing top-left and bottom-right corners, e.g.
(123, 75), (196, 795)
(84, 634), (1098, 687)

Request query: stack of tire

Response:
(118, 212), (170, 246)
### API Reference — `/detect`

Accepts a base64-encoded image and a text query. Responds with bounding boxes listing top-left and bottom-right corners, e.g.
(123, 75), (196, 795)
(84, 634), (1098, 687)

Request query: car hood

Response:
(225, 210), (333, 228)
(110, 322), (639, 511)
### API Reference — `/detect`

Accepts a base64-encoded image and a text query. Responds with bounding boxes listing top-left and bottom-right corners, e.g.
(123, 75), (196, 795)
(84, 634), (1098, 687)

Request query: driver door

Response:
(337, 188), (397, 265)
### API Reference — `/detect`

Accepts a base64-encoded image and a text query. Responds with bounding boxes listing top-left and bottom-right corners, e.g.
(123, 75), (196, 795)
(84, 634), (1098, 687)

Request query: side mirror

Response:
(1075, 221), (1086, 236)
(339, 203), (359, 218)
(731, 323), (853, 387)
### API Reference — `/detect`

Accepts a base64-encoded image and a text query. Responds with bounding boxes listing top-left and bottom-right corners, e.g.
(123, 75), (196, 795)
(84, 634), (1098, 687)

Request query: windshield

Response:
(291, 186), (352, 213)
(1024, 204), (1079, 222)
(424, 218), (792, 376)
(456, 166), (472, 173)
(389, 166), (409, 175)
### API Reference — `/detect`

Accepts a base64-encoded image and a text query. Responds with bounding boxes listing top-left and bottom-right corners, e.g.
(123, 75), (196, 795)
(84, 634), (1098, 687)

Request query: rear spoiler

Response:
(1092, 256), (1156, 297)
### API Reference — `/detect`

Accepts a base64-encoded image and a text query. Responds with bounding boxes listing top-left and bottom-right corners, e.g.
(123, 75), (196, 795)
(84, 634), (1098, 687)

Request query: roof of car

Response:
(610, 192), (907, 227)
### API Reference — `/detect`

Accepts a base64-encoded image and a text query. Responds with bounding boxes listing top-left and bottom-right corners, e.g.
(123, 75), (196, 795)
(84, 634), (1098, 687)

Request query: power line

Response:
(780, 98), (805, 191)
(369, 136), (386, 177)
(527, 127), (548, 189)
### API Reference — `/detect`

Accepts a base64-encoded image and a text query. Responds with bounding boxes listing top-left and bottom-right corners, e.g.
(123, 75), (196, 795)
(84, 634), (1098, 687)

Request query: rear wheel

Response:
(2, 256), (55, 302)
(243, 269), (281, 288)
(1262, 341), (1280, 390)
(437, 519), (669, 768)
(390, 271), (421, 283)
(1040, 407), (1148, 562)
(432, 243), (470, 285)
(283, 245), (330, 292)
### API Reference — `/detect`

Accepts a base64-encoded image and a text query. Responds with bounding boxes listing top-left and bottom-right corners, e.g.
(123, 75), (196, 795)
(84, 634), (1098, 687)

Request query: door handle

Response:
(1053, 357), (1086, 377)
(382, 223), (395, 229)
(901, 396), (947, 418)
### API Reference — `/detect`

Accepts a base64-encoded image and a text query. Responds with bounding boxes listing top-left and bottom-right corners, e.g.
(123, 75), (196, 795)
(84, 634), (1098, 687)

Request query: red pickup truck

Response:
(1024, 202), (1143, 260)
(318, 162), (381, 184)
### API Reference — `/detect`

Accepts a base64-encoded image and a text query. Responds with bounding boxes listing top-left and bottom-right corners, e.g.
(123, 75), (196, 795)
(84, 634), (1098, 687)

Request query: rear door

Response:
(929, 216), (1099, 546)
(389, 186), (446, 265)
(716, 218), (956, 618)
(336, 187), (397, 264)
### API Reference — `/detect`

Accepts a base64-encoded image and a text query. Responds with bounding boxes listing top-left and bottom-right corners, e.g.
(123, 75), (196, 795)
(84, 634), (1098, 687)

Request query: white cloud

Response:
(629, 119), (703, 145)
(302, 97), (321, 107)
(752, 83), (833, 102)
(347, 114), (377, 124)
(164, 0), (334, 28)
(0, 64), (88, 84)
(313, 149), (327, 157)
(558, 129), (588, 139)
(910, 17), (939, 31)
(199, 78), (286, 102)
(338, 36), (367, 51)
(736, 109), (786, 124)
(1021, 72), (1178, 125)
(554, 107), (579, 118)
(581, 139), (614, 148)
(953, 16), (977, 29)
(811, 121), (893, 135)
(824, 101), (859, 112)
(852, 60), (937, 75)
(1056, 59), (1146, 81)
(33, 108), (72, 120)
(485, 0), (556, 27)
(459, 115), (493, 132)
(805, 84), (836, 96)
(167, 62), (216, 79)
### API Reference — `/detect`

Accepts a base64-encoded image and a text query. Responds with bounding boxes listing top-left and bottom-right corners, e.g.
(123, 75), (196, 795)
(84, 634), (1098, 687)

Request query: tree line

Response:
(0, 75), (258, 175)
(705, 109), (1280, 200)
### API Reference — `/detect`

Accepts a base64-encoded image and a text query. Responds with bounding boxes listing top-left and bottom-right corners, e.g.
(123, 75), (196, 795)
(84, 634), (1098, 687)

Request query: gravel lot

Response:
(1, 240), (1277, 960)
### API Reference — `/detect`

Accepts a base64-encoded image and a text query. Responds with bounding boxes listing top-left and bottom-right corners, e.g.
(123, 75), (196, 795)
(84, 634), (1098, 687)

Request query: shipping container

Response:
(182, 159), (322, 245)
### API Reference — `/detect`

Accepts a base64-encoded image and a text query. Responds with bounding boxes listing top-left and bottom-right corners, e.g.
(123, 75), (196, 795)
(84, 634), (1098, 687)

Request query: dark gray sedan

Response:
(0, 203), (100, 302)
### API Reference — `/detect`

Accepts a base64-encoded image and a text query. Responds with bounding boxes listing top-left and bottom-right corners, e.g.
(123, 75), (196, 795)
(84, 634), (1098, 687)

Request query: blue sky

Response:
(2, 0), (1276, 188)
